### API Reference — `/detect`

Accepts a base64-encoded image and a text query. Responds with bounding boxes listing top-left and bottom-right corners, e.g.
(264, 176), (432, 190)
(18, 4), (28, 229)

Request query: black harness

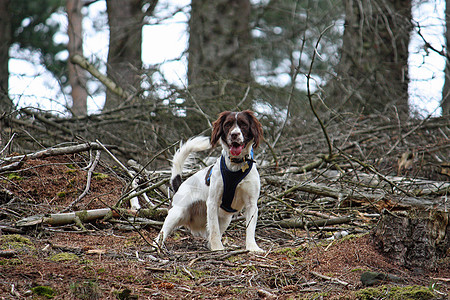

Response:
(205, 151), (254, 213)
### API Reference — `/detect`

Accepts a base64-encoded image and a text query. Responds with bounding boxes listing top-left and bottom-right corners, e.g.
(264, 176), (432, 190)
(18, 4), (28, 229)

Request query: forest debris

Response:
(277, 215), (354, 229)
(188, 249), (249, 267)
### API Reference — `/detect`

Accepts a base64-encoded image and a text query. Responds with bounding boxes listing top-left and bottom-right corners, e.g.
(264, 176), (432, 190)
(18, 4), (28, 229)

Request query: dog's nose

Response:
(231, 133), (239, 140)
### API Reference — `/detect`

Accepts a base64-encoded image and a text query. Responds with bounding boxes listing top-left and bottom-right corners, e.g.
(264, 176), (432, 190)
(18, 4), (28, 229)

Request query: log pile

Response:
(1, 110), (449, 270)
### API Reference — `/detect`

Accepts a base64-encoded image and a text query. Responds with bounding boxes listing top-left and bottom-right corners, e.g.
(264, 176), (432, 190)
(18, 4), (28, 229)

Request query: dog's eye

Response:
(238, 121), (248, 129)
(224, 121), (233, 129)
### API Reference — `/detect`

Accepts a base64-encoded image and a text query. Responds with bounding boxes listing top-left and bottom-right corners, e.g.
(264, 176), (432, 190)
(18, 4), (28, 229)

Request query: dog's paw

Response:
(246, 245), (264, 253)
(209, 242), (225, 251)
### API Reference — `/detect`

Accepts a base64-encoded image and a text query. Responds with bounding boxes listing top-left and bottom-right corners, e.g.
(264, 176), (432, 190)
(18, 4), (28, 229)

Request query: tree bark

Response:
(373, 210), (450, 270)
(0, 0), (13, 113)
(187, 0), (252, 128)
(104, 0), (144, 111)
(442, 0), (450, 116)
(327, 0), (412, 117)
(67, 0), (88, 116)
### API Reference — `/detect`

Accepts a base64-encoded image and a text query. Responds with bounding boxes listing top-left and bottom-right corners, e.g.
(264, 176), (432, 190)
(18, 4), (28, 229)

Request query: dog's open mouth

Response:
(230, 142), (245, 156)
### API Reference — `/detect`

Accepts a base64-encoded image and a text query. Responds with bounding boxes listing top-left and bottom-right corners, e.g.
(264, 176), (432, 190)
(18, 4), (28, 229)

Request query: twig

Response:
(310, 271), (350, 286)
(188, 249), (249, 267)
(0, 132), (16, 157)
(338, 150), (414, 197)
(119, 179), (170, 206)
(95, 139), (134, 177)
(61, 150), (101, 212)
(306, 24), (334, 157)
(21, 108), (73, 136)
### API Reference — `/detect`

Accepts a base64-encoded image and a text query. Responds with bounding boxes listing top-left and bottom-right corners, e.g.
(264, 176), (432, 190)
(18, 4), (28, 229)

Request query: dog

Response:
(155, 110), (264, 252)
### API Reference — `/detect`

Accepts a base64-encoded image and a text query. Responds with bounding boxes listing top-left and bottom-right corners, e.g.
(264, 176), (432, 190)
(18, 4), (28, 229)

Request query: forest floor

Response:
(0, 152), (449, 300)
(1, 115), (450, 299)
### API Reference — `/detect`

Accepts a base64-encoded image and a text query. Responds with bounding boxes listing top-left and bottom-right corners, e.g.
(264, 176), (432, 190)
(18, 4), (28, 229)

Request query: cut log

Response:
(372, 210), (450, 270)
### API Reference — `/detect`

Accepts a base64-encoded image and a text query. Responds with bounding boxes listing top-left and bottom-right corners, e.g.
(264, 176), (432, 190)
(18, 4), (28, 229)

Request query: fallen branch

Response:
(1, 142), (114, 163)
(15, 207), (167, 227)
(277, 215), (354, 229)
(310, 271), (350, 286)
(61, 150), (101, 212)
(269, 179), (447, 210)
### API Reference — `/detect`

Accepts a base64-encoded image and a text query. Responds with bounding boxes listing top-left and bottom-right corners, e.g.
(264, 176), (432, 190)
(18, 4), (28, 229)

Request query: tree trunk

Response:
(0, 0), (13, 113)
(187, 0), (252, 129)
(442, 0), (450, 116)
(104, 0), (144, 111)
(373, 210), (450, 271)
(327, 0), (412, 117)
(67, 0), (87, 116)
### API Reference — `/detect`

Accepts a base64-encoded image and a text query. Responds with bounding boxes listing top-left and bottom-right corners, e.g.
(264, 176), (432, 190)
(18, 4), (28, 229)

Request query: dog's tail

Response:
(171, 136), (211, 193)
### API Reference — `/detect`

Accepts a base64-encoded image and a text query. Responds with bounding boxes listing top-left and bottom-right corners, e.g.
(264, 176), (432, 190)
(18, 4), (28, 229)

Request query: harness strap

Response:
(219, 155), (253, 213)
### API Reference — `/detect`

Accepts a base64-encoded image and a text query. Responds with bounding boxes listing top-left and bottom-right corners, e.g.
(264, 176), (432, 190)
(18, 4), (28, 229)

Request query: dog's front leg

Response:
(206, 195), (224, 251)
(245, 203), (263, 253)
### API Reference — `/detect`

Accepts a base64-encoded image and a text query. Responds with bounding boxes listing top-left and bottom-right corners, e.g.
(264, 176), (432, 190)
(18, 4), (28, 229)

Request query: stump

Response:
(372, 210), (450, 271)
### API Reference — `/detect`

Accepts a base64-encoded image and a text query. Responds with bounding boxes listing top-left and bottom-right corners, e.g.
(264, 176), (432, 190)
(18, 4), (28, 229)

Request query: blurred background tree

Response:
(326, 0), (412, 118)
(0, 0), (448, 153)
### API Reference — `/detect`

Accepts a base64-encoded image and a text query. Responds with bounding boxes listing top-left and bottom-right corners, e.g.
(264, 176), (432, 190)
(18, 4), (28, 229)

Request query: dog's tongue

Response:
(230, 144), (244, 156)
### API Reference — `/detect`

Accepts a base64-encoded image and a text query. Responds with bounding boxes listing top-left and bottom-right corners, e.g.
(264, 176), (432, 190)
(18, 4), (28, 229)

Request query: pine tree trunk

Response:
(187, 0), (252, 129)
(442, 0), (450, 116)
(0, 0), (13, 113)
(104, 0), (143, 111)
(328, 0), (412, 117)
(67, 0), (87, 116)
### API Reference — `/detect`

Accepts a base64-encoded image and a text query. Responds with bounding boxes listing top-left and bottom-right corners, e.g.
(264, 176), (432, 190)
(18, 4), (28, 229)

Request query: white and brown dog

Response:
(155, 110), (264, 252)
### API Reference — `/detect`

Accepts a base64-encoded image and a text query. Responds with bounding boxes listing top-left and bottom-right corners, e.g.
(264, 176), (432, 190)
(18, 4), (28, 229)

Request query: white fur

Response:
(155, 135), (263, 253)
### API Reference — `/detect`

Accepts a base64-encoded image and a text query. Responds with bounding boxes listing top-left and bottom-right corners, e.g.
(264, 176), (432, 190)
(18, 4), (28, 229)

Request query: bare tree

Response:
(67, 0), (87, 116)
(442, 0), (450, 116)
(328, 0), (412, 117)
(187, 0), (252, 124)
(0, 0), (13, 113)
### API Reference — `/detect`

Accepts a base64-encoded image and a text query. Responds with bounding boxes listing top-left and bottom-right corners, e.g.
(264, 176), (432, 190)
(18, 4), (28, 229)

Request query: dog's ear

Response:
(242, 110), (263, 149)
(211, 111), (231, 147)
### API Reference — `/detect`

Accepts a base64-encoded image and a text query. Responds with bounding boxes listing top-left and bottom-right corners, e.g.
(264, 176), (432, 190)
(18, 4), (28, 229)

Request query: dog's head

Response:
(211, 110), (263, 156)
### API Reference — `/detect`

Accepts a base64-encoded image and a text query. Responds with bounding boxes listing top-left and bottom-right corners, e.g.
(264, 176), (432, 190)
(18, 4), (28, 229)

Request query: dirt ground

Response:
(1, 154), (449, 299)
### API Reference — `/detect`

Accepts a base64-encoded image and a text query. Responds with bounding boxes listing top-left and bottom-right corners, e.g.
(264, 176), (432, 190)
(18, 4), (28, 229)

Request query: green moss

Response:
(6, 172), (22, 180)
(93, 172), (108, 180)
(31, 286), (56, 299)
(0, 258), (23, 265)
(161, 267), (210, 283)
(57, 191), (66, 198)
(75, 210), (89, 222)
(49, 252), (79, 262)
(1, 234), (32, 244)
(0, 234), (35, 252)
(275, 246), (305, 259)
(70, 280), (102, 300)
(355, 285), (435, 300)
